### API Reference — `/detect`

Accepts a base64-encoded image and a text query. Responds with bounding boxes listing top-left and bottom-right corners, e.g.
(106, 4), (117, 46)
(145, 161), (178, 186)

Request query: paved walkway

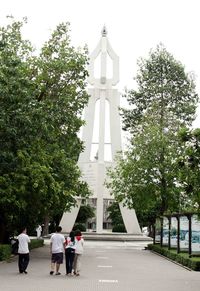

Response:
(0, 240), (200, 291)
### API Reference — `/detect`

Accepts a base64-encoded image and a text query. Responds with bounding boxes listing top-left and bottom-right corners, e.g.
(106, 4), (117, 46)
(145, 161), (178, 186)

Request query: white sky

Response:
(1, 0), (200, 127)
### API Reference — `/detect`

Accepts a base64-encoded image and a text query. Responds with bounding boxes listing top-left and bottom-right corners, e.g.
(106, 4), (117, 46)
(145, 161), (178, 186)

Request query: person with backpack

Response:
(73, 230), (84, 276)
(65, 231), (76, 276)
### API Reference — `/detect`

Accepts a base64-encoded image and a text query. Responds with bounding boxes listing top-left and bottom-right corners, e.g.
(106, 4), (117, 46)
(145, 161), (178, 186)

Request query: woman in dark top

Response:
(65, 231), (76, 275)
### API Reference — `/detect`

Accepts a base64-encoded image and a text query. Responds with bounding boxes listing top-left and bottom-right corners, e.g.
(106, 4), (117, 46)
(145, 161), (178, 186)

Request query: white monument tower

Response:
(60, 27), (141, 234)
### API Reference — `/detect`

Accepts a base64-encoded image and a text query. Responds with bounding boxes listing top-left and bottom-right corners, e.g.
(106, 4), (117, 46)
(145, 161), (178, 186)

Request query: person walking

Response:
(50, 226), (65, 275)
(73, 230), (84, 276)
(36, 224), (42, 239)
(65, 231), (76, 276)
(17, 227), (30, 274)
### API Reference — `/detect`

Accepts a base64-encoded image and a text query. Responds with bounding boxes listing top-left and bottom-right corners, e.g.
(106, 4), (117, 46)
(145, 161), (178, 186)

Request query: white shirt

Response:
(36, 225), (42, 237)
(17, 233), (30, 254)
(75, 237), (84, 254)
(50, 233), (65, 254)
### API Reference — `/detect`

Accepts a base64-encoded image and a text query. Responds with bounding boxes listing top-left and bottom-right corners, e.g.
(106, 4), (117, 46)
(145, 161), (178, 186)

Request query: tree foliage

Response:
(106, 44), (199, 227)
(76, 204), (95, 224)
(177, 128), (200, 212)
(107, 202), (124, 226)
(122, 44), (198, 135)
(0, 18), (90, 242)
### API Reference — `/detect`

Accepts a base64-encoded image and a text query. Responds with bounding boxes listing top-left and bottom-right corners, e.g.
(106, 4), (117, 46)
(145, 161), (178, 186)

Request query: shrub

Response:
(76, 205), (95, 224)
(0, 244), (11, 261)
(0, 239), (44, 262)
(73, 223), (86, 232)
(29, 239), (44, 250)
(112, 224), (126, 233)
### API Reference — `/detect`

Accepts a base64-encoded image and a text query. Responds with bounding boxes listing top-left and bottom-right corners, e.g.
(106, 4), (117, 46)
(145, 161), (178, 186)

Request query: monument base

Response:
(62, 231), (152, 242)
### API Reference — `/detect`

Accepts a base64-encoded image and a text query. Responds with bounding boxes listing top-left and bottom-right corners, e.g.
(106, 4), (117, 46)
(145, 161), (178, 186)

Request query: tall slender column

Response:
(99, 90), (106, 162)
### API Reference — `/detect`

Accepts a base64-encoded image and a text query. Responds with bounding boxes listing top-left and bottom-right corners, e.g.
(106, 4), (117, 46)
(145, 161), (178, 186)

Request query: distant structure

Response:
(60, 27), (141, 234)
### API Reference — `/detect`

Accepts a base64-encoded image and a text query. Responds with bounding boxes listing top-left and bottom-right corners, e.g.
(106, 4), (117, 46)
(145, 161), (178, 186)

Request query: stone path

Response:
(0, 240), (200, 291)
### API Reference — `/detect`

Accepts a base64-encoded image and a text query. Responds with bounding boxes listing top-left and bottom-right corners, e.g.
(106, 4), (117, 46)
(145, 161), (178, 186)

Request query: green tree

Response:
(106, 44), (199, 229)
(122, 44), (198, 135)
(107, 202), (124, 226)
(177, 128), (200, 212)
(107, 114), (181, 230)
(0, 18), (90, 242)
(76, 204), (95, 224)
(106, 202), (126, 232)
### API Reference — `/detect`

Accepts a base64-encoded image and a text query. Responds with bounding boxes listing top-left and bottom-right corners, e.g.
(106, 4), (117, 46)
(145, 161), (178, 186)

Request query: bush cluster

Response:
(0, 239), (44, 261)
(112, 224), (126, 233)
(73, 223), (86, 232)
(0, 244), (12, 261)
(148, 244), (200, 271)
(29, 239), (44, 250)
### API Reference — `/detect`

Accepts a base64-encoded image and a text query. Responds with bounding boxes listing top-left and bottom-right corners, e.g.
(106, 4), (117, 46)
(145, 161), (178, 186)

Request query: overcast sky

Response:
(1, 0), (200, 126)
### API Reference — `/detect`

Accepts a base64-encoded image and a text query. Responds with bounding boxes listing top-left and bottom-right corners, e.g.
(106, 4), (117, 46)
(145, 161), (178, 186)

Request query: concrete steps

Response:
(81, 232), (153, 242)
(44, 232), (153, 242)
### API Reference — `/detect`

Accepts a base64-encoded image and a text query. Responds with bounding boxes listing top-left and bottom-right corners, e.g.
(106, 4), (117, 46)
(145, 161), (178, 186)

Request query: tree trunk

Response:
(148, 224), (154, 238)
(42, 215), (50, 236)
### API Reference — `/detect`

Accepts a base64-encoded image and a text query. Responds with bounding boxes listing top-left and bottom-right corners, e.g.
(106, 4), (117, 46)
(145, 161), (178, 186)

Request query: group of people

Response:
(16, 226), (84, 276)
(50, 226), (84, 276)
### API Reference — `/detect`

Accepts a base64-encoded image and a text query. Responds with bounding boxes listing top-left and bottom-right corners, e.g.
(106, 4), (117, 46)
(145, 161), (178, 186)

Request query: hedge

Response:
(148, 244), (200, 271)
(0, 244), (12, 261)
(73, 223), (86, 232)
(112, 224), (126, 233)
(29, 239), (44, 250)
(0, 238), (44, 262)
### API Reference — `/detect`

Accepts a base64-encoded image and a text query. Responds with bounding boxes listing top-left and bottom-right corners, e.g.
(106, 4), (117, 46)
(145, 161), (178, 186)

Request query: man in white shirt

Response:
(17, 227), (30, 274)
(50, 226), (65, 275)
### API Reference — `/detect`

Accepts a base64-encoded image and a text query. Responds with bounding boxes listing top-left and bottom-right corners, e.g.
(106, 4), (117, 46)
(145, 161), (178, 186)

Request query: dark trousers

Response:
(65, 248), (75, 274)
(18, 253), (29, 273)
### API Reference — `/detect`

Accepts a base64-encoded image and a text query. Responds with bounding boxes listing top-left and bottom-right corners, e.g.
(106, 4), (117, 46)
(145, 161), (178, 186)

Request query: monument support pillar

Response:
(96, 163), (105, 233)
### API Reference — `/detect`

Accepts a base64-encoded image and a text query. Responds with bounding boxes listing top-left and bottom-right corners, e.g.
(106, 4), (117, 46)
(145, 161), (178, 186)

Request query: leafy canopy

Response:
(106, 44), (199, 227)
(0, 18), (90, 241)
(122, 44), (198, 135)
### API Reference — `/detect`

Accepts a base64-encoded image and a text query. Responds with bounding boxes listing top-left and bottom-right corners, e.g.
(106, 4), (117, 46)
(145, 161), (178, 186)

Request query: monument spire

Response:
(101, 25), (107, 37)
(88, 25), (119, 87)
(60, 28), (141, 235)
